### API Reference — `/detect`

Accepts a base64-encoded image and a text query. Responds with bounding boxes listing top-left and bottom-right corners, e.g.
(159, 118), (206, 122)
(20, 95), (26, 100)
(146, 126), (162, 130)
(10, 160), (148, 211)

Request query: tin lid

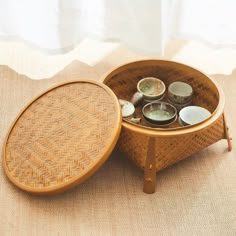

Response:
(3, 80), (122, 194)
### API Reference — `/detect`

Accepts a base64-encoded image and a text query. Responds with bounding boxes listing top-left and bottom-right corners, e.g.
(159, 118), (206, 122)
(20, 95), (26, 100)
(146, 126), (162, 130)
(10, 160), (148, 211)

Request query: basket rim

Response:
(102, 59), (225, 137)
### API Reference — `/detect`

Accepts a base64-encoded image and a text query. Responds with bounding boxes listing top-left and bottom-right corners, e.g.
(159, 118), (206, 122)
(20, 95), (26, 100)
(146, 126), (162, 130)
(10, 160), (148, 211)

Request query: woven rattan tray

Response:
(3, 80), (121, 194)
(103, 60), (232, 193)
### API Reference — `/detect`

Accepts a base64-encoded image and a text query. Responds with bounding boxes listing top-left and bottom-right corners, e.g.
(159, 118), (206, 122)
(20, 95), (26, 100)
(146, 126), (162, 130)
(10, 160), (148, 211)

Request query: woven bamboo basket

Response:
(103, 60), (232, 193)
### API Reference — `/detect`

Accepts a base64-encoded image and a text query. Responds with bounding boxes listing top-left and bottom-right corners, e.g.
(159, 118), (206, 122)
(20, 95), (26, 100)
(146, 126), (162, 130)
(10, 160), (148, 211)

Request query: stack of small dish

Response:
(137, 77), (178, 127)
(120, 77), (212, 128)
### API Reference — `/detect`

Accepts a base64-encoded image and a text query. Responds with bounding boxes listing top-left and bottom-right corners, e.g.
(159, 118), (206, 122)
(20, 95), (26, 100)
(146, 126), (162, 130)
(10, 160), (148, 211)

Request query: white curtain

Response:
(0, 0), (236, 56)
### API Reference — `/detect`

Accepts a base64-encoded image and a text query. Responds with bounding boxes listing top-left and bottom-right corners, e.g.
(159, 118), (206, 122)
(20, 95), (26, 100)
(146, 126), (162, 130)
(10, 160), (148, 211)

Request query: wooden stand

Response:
(143, 137), (156, 194)
(223, 113), (232, 152)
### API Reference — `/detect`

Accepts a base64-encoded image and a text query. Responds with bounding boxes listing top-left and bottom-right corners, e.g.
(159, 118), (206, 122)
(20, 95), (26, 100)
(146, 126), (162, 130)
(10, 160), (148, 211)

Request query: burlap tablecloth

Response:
(0, 52), (235, 235)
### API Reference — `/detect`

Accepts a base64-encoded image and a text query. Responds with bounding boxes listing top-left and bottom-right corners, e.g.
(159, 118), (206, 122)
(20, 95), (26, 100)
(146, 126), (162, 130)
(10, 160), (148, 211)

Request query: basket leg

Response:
(143, 137), (156, 194)
(223, 113), (232, 152)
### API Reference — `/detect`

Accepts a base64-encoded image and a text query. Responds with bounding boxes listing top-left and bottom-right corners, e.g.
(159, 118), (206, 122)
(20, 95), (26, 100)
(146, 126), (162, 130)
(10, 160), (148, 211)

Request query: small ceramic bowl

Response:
(119, 99), (135, 118)
(142, 101), (177, 125)
(179, 106), (211, 126)
(137, 77), (166, 101)
(168, 81), (193, 104)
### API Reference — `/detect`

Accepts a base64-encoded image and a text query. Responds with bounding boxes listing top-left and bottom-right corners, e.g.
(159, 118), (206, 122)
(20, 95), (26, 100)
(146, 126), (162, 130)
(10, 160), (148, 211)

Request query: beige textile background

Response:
(0, 44), (236, 235)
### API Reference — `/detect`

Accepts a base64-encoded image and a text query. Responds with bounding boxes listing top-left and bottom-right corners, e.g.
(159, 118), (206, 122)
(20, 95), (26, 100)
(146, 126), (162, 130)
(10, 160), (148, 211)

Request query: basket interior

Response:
(103, 60), (220, 129)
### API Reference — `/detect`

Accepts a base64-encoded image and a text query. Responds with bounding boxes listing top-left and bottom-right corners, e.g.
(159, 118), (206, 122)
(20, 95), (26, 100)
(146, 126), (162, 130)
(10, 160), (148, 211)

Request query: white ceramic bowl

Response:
(179, 106), (211, 126)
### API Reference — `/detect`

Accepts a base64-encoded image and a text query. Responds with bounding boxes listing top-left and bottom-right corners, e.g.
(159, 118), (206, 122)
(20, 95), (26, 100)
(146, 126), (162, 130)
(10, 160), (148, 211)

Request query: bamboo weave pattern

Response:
(4, 81), (120, 193)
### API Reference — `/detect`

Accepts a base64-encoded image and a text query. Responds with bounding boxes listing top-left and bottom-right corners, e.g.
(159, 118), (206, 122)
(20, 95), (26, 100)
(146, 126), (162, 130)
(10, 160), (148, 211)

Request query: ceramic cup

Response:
(137, 77), (166, 101)
(168, 81), (193, 104)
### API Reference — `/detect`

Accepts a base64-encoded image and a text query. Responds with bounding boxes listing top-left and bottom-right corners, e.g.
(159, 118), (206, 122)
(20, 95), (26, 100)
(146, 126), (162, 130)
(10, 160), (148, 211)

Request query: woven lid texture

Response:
(3, 80), (121, 194)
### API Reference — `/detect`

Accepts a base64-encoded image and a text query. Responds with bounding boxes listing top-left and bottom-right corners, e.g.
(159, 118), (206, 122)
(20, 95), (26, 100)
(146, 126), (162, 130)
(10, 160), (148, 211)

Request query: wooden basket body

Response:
(118, 115), (224, 171)
(103, 60), (226, 172)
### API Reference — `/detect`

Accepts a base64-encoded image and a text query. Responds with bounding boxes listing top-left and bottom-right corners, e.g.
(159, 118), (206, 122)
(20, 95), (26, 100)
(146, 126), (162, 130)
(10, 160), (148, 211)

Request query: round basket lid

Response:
(3, 80), (122, 194)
